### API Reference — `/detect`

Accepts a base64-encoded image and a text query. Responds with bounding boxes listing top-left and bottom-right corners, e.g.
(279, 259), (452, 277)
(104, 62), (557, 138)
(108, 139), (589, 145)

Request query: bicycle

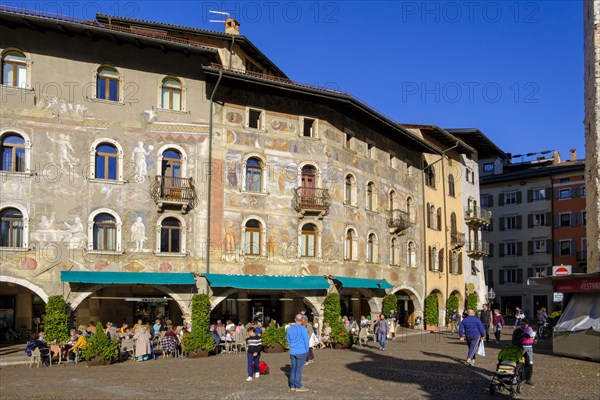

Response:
(537, 322), (550, 339)
(4, 328), (31, 343)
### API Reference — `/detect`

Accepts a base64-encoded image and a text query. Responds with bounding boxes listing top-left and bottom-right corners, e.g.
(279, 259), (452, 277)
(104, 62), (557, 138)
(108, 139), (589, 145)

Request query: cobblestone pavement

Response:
(0, 329), (598, 400)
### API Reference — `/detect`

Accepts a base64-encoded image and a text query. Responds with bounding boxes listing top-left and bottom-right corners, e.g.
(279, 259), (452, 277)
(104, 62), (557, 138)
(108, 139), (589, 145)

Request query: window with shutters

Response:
(505, 192), (518, 204)
(504, 242), (518, 256)
(531, 212), (547, 227)
(481, 194), (490, 207)
(559, 213), (571, 228)
(501, 268), (521, 284)
(448, 174), (456, 197)
(532, 240), (546, 254)
(559, 240), (572, 256)
(532, 188), (547, 201)
(505, 216), (518, 230)
(582, 211), (587, 226)
(487, 269), (494, 287)
(559, 189), (571, 199)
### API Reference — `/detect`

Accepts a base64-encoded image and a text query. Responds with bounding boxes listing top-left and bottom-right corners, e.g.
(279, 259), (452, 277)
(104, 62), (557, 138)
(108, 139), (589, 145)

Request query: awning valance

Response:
(60, 271), (196, 285)
(203, 274), (329, 290)
(332, 276), (393, 290)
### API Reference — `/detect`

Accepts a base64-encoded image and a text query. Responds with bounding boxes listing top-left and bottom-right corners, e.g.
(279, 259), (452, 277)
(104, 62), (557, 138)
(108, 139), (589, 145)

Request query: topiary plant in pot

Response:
(324, 293), (353, 348)
(382, 294), (398, 317)
(81, 322), (119, 365)
(44, 295), (69, 343)
(466, 293), (478, 312)
(182, 294), (216, 357)
(262, 321), (288, 352)
(424, 293), (439, 331)
(446, 295), (459, 326)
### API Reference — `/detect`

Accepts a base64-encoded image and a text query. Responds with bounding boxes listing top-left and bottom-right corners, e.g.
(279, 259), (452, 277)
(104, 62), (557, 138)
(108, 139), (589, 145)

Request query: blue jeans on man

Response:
(378, 332), (387, 350)
(289, 352), (308, 389)
(466, 335), (481, 360)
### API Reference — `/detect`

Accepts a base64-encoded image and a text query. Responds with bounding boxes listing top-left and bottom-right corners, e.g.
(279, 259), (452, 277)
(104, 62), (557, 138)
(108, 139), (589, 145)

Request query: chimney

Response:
(225, 18), (240, 35)
(570, 148), (577, 161)
(552, 150), (561, 164)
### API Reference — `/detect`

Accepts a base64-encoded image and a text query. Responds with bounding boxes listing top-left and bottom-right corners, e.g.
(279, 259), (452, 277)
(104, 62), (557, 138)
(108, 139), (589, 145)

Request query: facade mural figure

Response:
(131, 217), (147, 251)
(34, 212), (59, 242)
(224, 224), (236, 252)
(63, 217), (86, 249)
(46, 132), (79, 166)
(131, 142), (154, 183)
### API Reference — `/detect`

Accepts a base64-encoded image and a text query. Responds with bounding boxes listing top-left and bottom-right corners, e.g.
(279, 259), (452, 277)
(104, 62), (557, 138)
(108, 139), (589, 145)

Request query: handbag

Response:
(477, 340), (485, 357)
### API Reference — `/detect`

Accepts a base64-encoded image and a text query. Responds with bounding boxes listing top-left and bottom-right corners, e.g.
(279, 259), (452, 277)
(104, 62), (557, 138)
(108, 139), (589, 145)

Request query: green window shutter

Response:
(527, 190), (533, 202)
(546, 212), (552, 226)
(488, 243), (494, 257)
(516, 191), (522, 204)
(499, 270), (505, 284)
(499, 244), (505, 257)
(517, 215), (522, 230)
(517, 242), (523, 256)
(499, 193), (505, 206)
(488, 218), (494, 232)
(528, 214), (533, 228)
(488, 194), (494, 207)
(517, 269), (523, 284)
(527, 241), (533, 255)
(499, 217), (505, 231)
(527, 268), (534, 278)
(545, 187), (551, 199)
(546, 239), (552, 254)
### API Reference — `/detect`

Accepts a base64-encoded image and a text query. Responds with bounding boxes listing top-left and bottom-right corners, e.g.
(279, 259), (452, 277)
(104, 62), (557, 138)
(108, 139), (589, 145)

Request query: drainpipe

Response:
(206, 36), (234, 275)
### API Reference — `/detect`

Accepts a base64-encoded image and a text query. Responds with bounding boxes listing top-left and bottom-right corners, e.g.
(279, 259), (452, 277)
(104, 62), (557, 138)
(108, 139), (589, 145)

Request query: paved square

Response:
(0, 330), (598, 400)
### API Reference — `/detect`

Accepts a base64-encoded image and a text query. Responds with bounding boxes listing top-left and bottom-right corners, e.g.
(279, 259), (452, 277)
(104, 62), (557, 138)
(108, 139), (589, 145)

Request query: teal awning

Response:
(332, 276), (393, 290)
(60, 271), (196, 285)
(204, 274), (329, 290)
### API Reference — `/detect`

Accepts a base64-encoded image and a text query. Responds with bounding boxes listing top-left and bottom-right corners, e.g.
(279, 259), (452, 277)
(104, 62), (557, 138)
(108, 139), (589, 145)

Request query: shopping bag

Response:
(309, 333), (319, 348)
(477, 340), (486, 357)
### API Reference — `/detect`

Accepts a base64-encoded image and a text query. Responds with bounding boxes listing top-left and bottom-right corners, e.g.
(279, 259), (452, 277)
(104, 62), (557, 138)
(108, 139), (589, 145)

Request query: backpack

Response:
(259, 361), (270, 375)
(25, 340), (37, 357)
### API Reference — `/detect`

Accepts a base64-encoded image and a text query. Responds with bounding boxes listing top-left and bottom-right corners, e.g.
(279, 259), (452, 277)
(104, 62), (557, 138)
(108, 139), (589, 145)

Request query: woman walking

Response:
(376, 314), (389, 351)
(492, 309), (505, 343)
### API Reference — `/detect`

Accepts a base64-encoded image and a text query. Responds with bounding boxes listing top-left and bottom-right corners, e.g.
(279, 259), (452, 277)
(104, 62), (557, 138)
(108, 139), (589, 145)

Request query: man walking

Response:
(286, 314), (310, 392)
(479, 304), (493, 342)
(458, 309), (485, 366)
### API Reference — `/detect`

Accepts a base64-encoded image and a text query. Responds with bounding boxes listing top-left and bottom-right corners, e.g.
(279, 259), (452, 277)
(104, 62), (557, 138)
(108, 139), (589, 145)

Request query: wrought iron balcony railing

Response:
(293, 187), (330, 218)
(387, 209), (412, 234)
(150, 176), (198, 214)
(451, 232), (465, 248)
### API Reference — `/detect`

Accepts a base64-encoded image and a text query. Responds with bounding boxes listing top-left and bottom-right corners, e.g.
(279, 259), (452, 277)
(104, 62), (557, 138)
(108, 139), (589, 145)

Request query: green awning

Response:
(60, 271), (196, 285)
(332, 276), (393, 290)
(204, 274), (329, 290)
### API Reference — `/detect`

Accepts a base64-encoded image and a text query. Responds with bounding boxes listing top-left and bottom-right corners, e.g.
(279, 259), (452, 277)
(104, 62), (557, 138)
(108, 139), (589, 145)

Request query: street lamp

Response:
(488, 288), (496, 302)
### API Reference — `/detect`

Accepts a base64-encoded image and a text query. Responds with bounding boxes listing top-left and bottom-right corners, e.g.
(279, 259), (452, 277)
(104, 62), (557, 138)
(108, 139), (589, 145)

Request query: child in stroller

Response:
(489, 345), (525, 398)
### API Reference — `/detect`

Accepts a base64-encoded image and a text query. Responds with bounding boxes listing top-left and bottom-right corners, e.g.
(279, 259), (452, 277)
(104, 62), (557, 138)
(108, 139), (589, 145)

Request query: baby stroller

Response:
(489, 345), (524, 398)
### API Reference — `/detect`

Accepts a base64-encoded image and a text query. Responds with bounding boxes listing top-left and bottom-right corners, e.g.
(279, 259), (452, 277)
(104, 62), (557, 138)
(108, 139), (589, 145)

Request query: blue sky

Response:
(8, 0), (584, 160)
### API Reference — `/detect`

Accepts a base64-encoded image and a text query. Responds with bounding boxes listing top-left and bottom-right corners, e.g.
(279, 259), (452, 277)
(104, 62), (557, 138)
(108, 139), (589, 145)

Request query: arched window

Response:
(161, 77), (182, 110)
(160, 217), (181, 253)
(366, 233), (378, 263)
(93, 213), (117, 251)
(437, 208), (443, 231)
(448, 174), (456, 196)
(244, 219), (262, 256)
(1, 133), (25, 172)
(451, 251), (459, 274)
(0, 207), (23, 247)
(389, 190), (397, 210)
(1, 50), (27, 88)
(407, 241), (416, 268)
(366, 182), (375, 211)
(429, 205), (436, 229)
(344, 174), (356, 205)
(345, 228), (357, 261)
(406, 196), (413, 222)
(301, 164), (316, 198)
(96, 66), (119, 101)
(95, 143), (118, 180)
(450, 212), (457, 235)
(390, 237), (399, 266)
(161, 148), (182, 187)
(245, 157), (263, 192)
(300, 223), (317, 258)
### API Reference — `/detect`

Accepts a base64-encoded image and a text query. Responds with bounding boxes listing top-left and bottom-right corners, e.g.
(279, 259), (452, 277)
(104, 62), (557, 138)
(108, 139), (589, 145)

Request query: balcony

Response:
(293, 187), (330, 219)
(465, 241), (489, 259)
(387, 209), (412, 234)
(464, 206), (492, 227)
(150, 176), (198, 214)
(577, 251), (587, 262)
(451, 232), (465, 249)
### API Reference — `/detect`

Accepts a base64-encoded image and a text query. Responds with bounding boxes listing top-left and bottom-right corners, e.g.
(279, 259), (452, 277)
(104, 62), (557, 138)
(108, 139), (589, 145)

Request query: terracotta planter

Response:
(87, 358), (113, 367)
(265, 343), (285, 353)
(426, 324), (438, 332)
(187, 349), (209, 358)
(334, 342), (351, 350)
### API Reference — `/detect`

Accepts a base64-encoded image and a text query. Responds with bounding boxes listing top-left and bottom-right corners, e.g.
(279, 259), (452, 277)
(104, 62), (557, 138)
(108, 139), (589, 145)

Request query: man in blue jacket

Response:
(458, 308), (485, 366)
(286, 314), (309, 392)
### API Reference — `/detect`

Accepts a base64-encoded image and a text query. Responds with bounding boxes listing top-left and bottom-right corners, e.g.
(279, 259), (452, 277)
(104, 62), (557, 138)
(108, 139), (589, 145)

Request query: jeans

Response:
(289, 352), (308, 389)
(522, 345), (533, 381)
(247, 352), (260, 376)
(378, 332), (387, 349)
(482, 324), (490, 341)
(466, 335), (481, 360)
(494, 326), (502, 342)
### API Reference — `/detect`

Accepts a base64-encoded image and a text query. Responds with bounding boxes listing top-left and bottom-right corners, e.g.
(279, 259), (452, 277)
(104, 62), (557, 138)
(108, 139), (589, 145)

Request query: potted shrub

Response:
(466, 293), (478, 312)
(81, 322), (119, 366)
(323, 293), (354, 349)
(424, 294), (439, 331)
(382, 294), (397, 317)
(45, 295), (69, 343)
(446, 295), (459, 327)
(182, 294), (216, 357)
(262, 321), (288, 353)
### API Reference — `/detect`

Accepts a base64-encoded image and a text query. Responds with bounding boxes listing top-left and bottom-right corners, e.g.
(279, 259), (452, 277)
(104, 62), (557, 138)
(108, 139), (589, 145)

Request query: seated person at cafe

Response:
(152, 319), (162, 338)
(105, 322), (118, 340)
(67, 331), (88, 364)
(225, 319), (236, 332)
(119, 322), (129, 333)
(86, 321), (97, 336)
(25, 332), (52, 366)
(162, 327), (179, 357)
(207, 324), (221, 352)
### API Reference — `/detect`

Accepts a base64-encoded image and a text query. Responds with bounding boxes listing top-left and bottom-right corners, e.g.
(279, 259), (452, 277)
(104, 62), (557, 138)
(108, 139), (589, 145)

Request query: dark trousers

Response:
(522, 347), (533, 381)
(494, 326), (502, 342)
(246, 352), (260, 376)
(482, 324), (490, 341)
(307, 347), (314, 361)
